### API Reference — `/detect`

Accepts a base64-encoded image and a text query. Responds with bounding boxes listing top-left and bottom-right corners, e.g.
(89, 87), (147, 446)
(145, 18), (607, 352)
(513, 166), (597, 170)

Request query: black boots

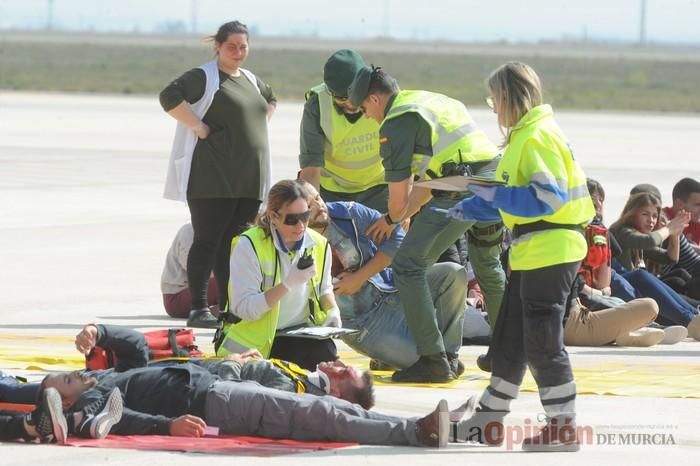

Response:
(446, 352), (465, 377)
(392, 353), (454, 383)
(187, 308), (219, 328)
(476, 353), (492, 372)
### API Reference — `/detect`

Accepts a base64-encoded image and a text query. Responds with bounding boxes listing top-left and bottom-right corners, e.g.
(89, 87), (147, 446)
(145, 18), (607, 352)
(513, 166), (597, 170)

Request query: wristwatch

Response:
(384, 213), (400, 226)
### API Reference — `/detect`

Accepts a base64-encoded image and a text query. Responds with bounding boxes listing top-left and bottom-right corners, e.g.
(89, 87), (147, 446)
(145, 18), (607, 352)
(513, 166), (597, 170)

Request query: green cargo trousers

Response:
(392, 195), (506, 355)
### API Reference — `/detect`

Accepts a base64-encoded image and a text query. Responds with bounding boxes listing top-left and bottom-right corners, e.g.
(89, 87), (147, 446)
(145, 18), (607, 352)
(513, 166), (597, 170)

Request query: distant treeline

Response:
(2, 37), (700, 112)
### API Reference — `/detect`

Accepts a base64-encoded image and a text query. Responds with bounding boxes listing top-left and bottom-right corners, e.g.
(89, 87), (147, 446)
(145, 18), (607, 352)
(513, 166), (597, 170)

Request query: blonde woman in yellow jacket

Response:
(447, 62), (595, 452)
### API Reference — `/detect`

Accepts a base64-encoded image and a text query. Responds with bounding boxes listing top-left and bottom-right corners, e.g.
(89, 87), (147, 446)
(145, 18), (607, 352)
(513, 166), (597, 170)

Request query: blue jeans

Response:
(338, 262), (467, 369)
(611, 269), (698, 326)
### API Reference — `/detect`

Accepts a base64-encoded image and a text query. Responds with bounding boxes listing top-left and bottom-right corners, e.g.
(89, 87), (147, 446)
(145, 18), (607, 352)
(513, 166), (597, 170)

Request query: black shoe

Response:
(27, 387), (67, 444)
(391, 354), (454, 383)
(369, 359), (396, 371)
(446, 352), (465, 378)
(476, 353), (492, 373)
(522, 416), (580, 452)
(187, 309), (219, 329)
(416, 399), (449, 447)
(77, 387), (123, 439)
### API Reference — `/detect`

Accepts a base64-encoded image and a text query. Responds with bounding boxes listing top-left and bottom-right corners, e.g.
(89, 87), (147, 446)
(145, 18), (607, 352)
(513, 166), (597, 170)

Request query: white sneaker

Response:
(687, 315), (700, 341)
(615, 327), (664, 347)
(87, 387), (123, 439)
(660, 326), (688, 345)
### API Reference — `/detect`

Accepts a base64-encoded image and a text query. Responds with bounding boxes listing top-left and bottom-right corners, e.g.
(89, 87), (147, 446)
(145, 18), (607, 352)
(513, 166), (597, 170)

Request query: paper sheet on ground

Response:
(276, 326), (359, 339)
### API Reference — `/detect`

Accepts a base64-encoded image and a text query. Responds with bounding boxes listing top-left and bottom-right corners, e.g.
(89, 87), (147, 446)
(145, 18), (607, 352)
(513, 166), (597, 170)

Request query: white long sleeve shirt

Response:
(228, 226), (333, 329)
(160, 223), (193, 294)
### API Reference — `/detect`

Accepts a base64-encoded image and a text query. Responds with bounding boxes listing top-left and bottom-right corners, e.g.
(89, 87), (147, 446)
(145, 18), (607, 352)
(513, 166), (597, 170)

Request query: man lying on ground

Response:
(39, 364), (452, 447)
(2, 324), (374, 411)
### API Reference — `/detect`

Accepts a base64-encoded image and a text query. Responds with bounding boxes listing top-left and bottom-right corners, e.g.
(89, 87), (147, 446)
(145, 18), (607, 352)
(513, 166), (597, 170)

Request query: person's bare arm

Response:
(333, 251), (392, 295)
(405, 185), (433, 218)
(387, 178), (412, 223)
(166, 101), (209, 139)
(299, 167), (321, 192)
(169, 415), (207, 437)
(367, 178), (412, 243)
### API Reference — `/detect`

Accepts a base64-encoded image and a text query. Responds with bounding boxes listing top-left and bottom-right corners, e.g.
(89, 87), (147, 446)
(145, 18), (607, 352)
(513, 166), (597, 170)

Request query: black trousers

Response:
(0, 411), (27, 441)
(187, 198), (261, 311)
(269, 336), (338, 371)
(485, 261), (580, 414)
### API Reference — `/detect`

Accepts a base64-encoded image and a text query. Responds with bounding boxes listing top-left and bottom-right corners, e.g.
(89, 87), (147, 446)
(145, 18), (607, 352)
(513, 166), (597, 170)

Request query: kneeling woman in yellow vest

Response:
(216, 179), (341, 370)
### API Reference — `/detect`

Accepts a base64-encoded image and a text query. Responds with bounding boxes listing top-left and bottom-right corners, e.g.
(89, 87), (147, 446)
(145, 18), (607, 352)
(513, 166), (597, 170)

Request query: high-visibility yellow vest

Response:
(216, 226), (330, 358)
(496, 105), (595, 270)
(307, 84), (385, 193)
(269, 358), (311, 393)
(382, 90), (498, 180)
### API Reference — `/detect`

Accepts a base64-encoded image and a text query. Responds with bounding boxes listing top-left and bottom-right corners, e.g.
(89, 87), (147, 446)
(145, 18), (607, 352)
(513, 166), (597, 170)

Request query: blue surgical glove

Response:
(446, 203), (468, 221)
(468, 183), (497, 202)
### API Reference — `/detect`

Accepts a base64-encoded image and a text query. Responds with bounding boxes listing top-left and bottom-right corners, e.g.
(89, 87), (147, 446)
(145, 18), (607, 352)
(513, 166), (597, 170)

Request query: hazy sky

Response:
(2, 0), (700, 44)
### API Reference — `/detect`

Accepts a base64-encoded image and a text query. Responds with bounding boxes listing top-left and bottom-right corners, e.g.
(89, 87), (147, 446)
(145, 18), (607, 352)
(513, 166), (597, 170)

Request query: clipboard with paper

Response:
(276, 325), (360, 340)
(414, 175), (506, 192)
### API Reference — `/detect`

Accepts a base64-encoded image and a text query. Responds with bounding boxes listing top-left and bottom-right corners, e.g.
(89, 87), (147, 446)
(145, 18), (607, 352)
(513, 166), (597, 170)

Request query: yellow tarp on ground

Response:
(366, 366), (700, 399)
(1, 336), (698, 399)
(340, 350), (700, 399)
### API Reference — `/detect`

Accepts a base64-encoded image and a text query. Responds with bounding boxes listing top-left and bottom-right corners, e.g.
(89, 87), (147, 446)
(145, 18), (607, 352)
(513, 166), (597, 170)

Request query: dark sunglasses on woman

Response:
(279, 210), (311, 225)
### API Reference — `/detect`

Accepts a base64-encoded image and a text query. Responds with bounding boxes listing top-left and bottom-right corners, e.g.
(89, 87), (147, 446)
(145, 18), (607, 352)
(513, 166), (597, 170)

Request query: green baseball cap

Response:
(323, 49), (366, 98)
(347, 65), (374, 108)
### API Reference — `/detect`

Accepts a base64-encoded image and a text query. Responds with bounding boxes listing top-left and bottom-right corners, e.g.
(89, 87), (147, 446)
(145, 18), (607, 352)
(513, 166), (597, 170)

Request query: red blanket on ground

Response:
(0, 402), (354, 455)
(65, 434), (355, 456)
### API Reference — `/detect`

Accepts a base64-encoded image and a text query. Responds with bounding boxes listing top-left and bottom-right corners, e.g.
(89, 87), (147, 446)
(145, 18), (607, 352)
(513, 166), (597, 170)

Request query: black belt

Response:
(431, 189), (463, 200)
(512, 221), (584, 239)
(428, 158), (500, 200)
(472, 222), (504, 235)
(218, 310), (241, 324)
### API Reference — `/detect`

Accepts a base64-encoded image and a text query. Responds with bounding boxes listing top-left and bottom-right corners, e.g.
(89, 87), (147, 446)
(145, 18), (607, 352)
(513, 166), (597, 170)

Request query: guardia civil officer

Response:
(299, 49), (388, 212)
(347, 66), (506, 383)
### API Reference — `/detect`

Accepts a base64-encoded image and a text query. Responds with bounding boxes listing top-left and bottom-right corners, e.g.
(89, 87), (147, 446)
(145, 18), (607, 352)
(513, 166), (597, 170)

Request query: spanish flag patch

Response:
(379, 136), (388, 144)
